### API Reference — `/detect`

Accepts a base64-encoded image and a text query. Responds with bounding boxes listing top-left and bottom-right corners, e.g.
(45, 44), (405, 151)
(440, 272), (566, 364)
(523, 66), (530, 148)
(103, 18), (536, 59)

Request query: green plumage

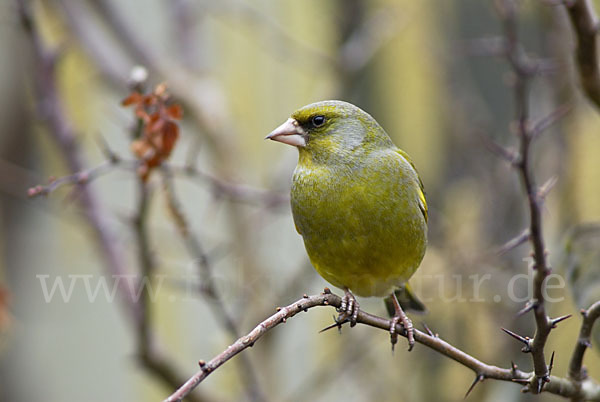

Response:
(279, 100), (427, 298)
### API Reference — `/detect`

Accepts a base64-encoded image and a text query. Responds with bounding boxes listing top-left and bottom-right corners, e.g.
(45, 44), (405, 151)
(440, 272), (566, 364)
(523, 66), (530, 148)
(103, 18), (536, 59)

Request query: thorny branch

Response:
(496, 0), (562, 394)
(165, 291), (600, 402)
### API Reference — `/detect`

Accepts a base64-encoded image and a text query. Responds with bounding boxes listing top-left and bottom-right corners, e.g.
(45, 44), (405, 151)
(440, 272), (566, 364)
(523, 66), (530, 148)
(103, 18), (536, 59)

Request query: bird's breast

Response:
(289, 157), (427, 296)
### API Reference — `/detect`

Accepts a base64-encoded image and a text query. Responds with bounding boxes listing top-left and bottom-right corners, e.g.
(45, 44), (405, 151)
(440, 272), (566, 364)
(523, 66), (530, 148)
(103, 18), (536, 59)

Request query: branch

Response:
(162, 172), (267, 402)
(564, 0), (600, 108)
(495, 0), (560, 393)
(18, 3), (210, 399)
(165, 291), (600, 402)
(168, 164), (289, 208)
(569, 301), (600, 400)
(130, 181), (206, 402)
(495, 228), (530, 256)
(16, 0), (141, 320)
(27, 154), (135, 198)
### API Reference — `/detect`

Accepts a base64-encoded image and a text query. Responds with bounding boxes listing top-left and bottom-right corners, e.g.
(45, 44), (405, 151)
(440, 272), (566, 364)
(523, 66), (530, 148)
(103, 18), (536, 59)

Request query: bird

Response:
(266, 100), (428, 350)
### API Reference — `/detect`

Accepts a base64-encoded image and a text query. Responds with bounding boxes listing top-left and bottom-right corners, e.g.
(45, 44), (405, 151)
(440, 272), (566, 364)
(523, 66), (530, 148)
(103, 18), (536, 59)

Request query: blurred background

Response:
(1, 0), (600, 401)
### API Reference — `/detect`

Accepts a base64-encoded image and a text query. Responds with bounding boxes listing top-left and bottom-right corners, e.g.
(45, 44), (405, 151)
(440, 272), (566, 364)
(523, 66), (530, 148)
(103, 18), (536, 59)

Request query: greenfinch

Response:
(267, 100), (427, 349)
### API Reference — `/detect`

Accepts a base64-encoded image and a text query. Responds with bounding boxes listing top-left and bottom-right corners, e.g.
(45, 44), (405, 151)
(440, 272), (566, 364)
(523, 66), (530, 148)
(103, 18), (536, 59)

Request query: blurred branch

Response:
(199, 0), (333, 68)
(132, 181), (206, 402)
(569, 301), (600, 401)
(169, 164), (289, 208)
(564, 0), (600, 108)
(162, 172), (267, 402)
(84, 0), (237, 163)
(170, 0), (198, 70)
(27, 149), (136, 197)
(164, 290), (600, 402)
(17, 3), (210, 400)
(27, 154), (288, 209)
(495, 229), (530, 256)
(16, 0), (141, 320)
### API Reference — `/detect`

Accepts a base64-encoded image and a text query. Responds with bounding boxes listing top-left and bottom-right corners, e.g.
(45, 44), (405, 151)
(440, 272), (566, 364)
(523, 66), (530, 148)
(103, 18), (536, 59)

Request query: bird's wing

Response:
(396, 149), (428, 223)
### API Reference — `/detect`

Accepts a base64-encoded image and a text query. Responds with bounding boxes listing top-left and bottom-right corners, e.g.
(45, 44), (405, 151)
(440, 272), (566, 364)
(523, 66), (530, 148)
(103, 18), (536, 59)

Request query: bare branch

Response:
(165, 291), (600, 402)
(162, 172), (267, 402)
(495, 229), (530, 256)
(569, 302), (600, 396)
(168, 164), (289, 208)
(27, 158), (135, 198)
(16, 0), (141, 320)
(564, 0), (600, 108)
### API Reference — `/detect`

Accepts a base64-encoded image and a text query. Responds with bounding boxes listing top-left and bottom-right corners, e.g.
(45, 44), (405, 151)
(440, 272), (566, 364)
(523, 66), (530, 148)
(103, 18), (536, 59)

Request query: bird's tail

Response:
(384, 283), (428, 316)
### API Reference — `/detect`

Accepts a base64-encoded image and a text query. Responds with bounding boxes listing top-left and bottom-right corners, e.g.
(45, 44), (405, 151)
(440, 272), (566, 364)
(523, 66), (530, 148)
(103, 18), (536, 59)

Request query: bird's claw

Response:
(390, 314), (414, 352)
(338, 288), (359, 327)
(389, 291), (414, 352)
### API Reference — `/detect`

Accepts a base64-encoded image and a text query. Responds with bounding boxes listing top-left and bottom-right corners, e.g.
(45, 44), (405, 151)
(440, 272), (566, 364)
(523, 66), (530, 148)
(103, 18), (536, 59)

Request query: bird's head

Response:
(266, 100), (393, 164)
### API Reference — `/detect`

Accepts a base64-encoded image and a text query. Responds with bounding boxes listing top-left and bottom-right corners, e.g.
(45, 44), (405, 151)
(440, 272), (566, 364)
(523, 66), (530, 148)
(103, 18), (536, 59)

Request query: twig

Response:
(169, 164), (289, 208)
(165, 291), (600, 402)
(495, 229), (530, 256)
(569, 301), (600, 400)
(563, 0), (600, 108)
(27, 158), (135, 198)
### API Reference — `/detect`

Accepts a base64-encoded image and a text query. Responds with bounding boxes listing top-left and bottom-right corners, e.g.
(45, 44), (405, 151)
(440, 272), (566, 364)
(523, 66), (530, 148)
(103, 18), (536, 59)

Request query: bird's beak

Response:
(265, 118), (307, 147)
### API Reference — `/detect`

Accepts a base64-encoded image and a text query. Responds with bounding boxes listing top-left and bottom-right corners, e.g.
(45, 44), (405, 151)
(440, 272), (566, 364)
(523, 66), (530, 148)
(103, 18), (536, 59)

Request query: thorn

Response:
(511, 361), (518, 374)
(479, 132), (520, 164)
(530, 102), (572, 139)
(496, 229), (530, 256)
(536, 377), (545, 394)
(548, 351), (555, 375)
(319, 316), (347, 333)
(198, 359), (206, 367)
(516, 300), (536, 317)
(281, 317), (287, 323)
(538, 176), (558, 200)
(303, 293), (309, 298)
(465, 374), (485, 398)
(550, 314), (572, 328)
(501, 327), (531, 350)
(323, 287), (331, 294)
(275, 307), (282, 312)
(422, 322), (435, 337)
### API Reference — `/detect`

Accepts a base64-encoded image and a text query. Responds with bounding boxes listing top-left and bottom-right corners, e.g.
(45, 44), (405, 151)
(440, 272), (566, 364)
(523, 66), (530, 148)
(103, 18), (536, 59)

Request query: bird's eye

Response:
(311, 115), (326, 127)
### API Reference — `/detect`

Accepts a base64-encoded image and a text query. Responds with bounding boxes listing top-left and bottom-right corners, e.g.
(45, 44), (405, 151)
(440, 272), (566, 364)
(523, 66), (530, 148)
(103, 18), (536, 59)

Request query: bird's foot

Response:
(338, 288), (359, 327)
(389, 291), (414, 352)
